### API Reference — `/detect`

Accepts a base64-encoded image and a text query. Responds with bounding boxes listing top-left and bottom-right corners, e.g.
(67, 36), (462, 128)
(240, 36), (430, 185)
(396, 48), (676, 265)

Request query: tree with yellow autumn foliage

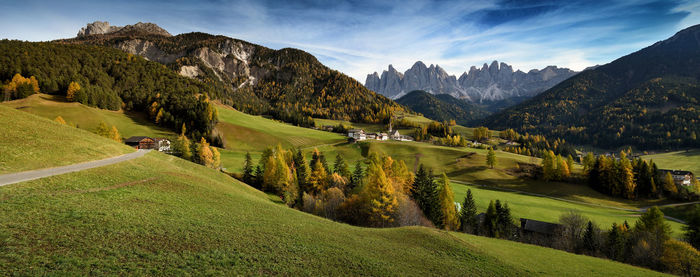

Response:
(66, 81), (80, 101)
(54, 116), (66, 125)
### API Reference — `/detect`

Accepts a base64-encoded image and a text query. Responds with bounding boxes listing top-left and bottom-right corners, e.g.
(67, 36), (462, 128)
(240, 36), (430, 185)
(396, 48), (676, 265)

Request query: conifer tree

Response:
(566, 155), (574, 173)
(196, 137), (214, 168)
(619, 152), (636, 199)
(582, 221), (597, 254)
(308, 157), (329, 194)
(293, 149), (309, 192)
(683, 206), (700, 250)
(484, 200), (498, 237)
(486, 147), (496, 169)
(54, 116), (66, 125)
(108, 126), (121, 142)
(437, 173), (459, 230)
(333, 153), (350, 178)
(211, 147), (221, 169)
(253, 165), (263, 189)
(363, 162), (398, 227)
(663, 172), (678, 196)
(176, 134), (192, 161)
(390, 159), (414, 194)
(583, 152), (595, 174)
(496, 202), (514, 239)
(460, 189), (478, 233)
(349, 160), (363, 193)
(411, 165), (439, 225)
(242, 152), (255, 185)
(556, 154), (570, 180)
(606, 223), (625, 261)
(96, 121), (110, 137)
(542, 150), (556, 181)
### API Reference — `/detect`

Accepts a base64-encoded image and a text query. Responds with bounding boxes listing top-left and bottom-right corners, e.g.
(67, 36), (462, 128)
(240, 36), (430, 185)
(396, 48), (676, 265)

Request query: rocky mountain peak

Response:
(366, 60), (578, 102)
(77, 21), (172, 38)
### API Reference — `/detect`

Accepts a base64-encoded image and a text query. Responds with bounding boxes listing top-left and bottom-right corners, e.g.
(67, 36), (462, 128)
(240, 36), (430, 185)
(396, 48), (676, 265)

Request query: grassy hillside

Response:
(0, 150), (665, 275)
(452, 232), (665, 276)
(642, 149), (700, 174)
(0, 104), (132, 174)
(2, 94), (175, 139)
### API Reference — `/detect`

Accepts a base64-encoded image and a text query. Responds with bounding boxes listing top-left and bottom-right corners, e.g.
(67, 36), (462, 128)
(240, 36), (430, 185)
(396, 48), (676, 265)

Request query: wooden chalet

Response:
(124, 136), (156, 150)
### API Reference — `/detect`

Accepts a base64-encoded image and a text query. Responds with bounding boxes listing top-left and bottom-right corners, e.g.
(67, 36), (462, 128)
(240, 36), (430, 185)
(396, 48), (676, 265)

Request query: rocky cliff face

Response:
(77, 21), (172, 37)
(366, 61), (577, 102)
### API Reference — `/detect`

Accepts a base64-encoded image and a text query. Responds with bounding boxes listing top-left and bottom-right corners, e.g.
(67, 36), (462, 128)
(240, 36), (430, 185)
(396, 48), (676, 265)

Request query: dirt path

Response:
(0, 150), (150, 187)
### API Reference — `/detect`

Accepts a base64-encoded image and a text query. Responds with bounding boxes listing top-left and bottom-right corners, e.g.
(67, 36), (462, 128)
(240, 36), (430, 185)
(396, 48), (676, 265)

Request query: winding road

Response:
(0, 149), (150, 187)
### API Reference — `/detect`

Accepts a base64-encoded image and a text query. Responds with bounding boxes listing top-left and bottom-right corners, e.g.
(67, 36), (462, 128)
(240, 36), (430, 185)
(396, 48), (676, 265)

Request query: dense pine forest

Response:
(0, 40), (218, 140)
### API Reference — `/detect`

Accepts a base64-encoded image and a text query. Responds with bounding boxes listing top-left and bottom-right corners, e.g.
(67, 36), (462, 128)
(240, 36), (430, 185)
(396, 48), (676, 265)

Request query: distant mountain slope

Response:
(484, 24), (700, 149)
(395, 90), (490, 125)
(365, 61), (577, 102)
(60, 21), (409, 126)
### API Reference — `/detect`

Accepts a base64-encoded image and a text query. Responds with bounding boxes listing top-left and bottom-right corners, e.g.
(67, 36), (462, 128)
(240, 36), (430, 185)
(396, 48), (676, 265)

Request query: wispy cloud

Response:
(0, 0), (697, 81)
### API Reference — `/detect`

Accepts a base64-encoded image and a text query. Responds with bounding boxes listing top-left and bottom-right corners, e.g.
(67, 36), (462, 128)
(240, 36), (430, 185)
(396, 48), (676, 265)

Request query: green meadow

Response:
(0, 104), (133, 174)
(642, 149), (700, 174)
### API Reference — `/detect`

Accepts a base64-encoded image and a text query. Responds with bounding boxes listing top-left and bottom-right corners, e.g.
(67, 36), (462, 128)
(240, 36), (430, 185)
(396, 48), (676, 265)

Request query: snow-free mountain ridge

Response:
(366, 61), (577, 102)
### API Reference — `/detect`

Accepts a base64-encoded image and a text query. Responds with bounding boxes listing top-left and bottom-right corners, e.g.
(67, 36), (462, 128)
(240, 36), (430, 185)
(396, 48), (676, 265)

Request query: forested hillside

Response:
(395, 90), (489, 125)
(61, 28), (410, 127)
(484, 24), (700, 149)
(0, 40), (217, 140)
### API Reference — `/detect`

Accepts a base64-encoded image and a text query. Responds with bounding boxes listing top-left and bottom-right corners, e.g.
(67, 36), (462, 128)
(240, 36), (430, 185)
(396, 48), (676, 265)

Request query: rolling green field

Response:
(0, 151), (665, 275)
(451, 182), (685, 237)
(642, 149), (700, 174)
(0, 104), (133, 174)
(2, 94), (175, 139)
(452, 232), (664, 276)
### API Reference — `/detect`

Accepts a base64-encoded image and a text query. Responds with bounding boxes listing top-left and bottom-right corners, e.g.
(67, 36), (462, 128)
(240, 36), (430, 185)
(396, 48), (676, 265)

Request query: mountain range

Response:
(60, 21), (408, 126)
(365, 61), (577, 102)
(395, 90), (489, 125)
(484, 24), (700, 149)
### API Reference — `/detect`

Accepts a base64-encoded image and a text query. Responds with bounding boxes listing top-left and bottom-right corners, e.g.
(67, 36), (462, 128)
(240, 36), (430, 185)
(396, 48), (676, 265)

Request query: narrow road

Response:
(0, 150), (150, 187)
(451, 179), (690, 224)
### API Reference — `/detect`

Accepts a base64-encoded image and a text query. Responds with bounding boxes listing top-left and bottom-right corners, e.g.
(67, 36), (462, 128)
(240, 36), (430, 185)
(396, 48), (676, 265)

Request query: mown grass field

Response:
(0, 104), (133, 174)
(642, 149), (700, 175)
(2, 94), (175, 139)
(0, 150), (666, 275)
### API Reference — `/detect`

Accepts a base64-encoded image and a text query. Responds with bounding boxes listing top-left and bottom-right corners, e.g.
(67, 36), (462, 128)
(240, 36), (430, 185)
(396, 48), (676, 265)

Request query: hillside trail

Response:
(0, 149), (150, 187)
(451, 180), (689, 224)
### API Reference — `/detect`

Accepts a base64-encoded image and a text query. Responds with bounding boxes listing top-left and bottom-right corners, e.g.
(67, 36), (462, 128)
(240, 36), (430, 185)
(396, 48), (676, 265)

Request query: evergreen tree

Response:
(486, 147), (496, 169)
(566, 155), (574, 173)
(333, 153), (350, 178)
(308, 157), (329, 195)
(349, 160), (363, 193)
(293, 149), (309, 192)
(460, 189), (478, 233)
(556, 154), (570, 180)
(242, 152), (255, 185)
(253, 165), (263, 189)
(619, 152), (636, 199)
(683, 206), (700, 250)
(635, 206), (672, 241)
(437, 173), (459, 230)
(411, 165), (439, 225)
(496, 202), (514, 239)
(606, 223), (625, 261)
(582, 221), (597, 254)
(484, 200), (498, 237)
(108, 126), (121, 142)
(259, 147), (273, 171)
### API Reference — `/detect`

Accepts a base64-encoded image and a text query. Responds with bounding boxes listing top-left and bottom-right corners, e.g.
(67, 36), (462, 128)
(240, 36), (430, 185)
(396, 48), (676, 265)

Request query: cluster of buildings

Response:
(347, 129), (413, 142)
(124, 136), (171, 152)
(659, 169), (695, 186)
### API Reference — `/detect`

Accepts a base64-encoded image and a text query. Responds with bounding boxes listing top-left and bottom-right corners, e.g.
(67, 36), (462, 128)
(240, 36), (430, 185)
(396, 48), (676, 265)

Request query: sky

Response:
(1, 0), (699, 81)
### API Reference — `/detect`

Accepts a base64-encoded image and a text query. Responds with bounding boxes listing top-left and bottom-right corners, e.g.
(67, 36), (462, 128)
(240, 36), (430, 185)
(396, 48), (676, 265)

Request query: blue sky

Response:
(1, 0), (698, 81)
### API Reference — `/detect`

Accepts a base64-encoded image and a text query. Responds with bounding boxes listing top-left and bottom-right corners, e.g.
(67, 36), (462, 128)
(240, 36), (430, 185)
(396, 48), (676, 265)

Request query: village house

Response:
(124, 136), (171, 152)
(348, 129), (366, 141)
(390, 129), (401, 140)
(659, 169), (694, 186)
(378, 132), (389, 140)
(366, 132), (377, 140)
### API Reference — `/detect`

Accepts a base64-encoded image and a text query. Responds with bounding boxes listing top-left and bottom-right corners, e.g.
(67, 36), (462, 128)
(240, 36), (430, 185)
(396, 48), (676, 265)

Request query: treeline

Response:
(460, 188), (700, 275)
(238, 147), (463, 229)
(584, 151), (699, 200)
(0, 40), (218, 141)
(501, 128), (576, 158)
(170, 129), (221, 169)
(540, 150), (574, 181)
